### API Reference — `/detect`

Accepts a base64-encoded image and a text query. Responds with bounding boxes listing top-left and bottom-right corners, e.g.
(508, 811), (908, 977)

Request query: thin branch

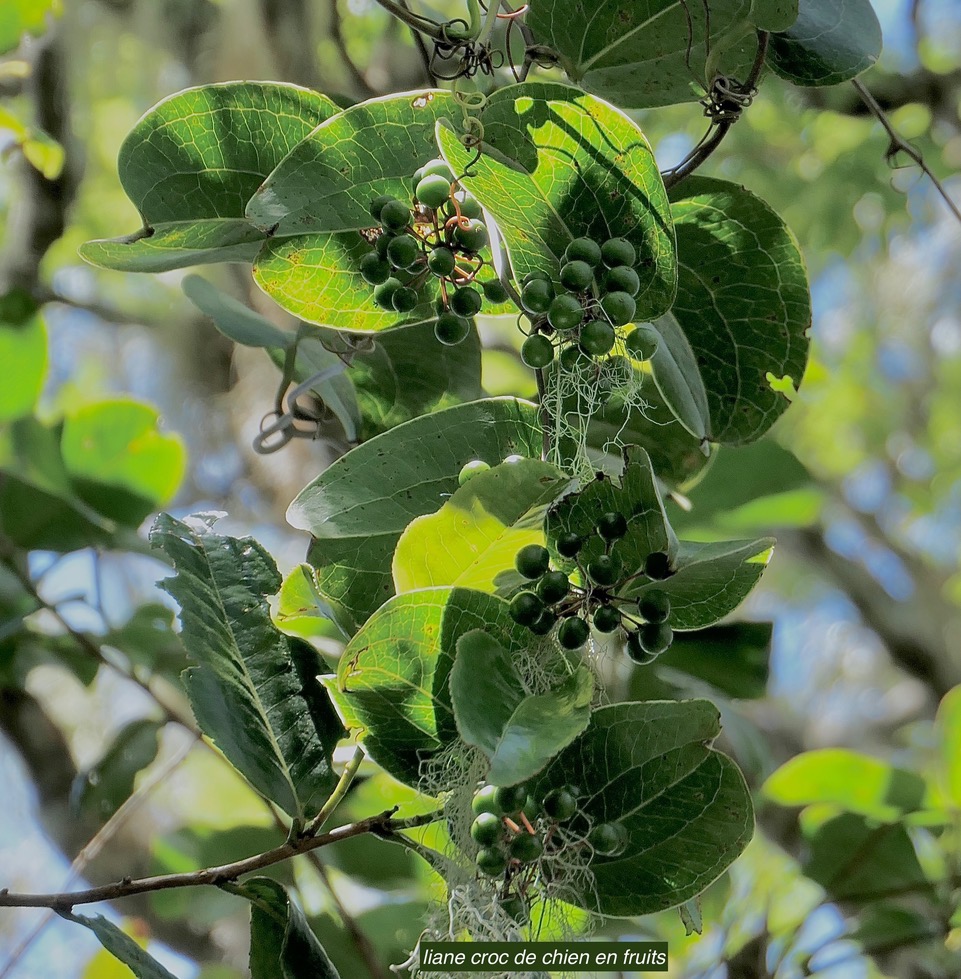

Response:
(852, 76), (961, 228)
(0, 810), (440, 910)
(34, 287), (164, 328)
(397, 0), (437, 85)
(304, 745), (365, 835)
(329, 0), (377, 96)
(370, 0), (443, 40)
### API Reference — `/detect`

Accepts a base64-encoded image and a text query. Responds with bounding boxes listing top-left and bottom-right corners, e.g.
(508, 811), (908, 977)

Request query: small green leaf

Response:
(532, 700), (754, 916)
(270, 564), (343, 643)
(451, 630), (593, 786)
(647, 312), (711, 442)
(151, 514), (344, 820)
(936, 686), (961, 807)
(290, 398), (542, 634)
(247, 90), (455, 235)
(437, 82), (676, 320)
(184, 274), (292, 349)
(769, 0), (882, 87)
(243, 878), (341, 979)
(0, 0), (62, 55)
(393, 459), (572, 594)
(63, 913), (177, 979)
(0, 311), (46, 421)
(763, 749), (928, 822)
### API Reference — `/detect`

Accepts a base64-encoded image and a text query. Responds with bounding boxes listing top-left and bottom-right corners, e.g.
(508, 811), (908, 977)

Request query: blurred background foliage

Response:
(1, 0), (960, 977)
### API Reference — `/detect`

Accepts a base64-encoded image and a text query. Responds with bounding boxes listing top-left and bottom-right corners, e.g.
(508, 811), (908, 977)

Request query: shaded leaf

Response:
(648, 310), (711, 442)
(184, 274), (292, 349)
(271, 564), (343, 644)
(64, 913), (176, 979)
(0, 311), (46, 422)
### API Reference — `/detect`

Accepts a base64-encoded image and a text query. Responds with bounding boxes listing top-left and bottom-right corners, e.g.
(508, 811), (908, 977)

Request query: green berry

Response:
(509, 832), (544, 863)
(638, 588), (671, 623)
(596, 511), (627, 541)
(600, 291), (636, 326)
(450, 192), (483, 220)
(369, 195), (395, 220)
(451, 286), (483, 317)
(626, 631), (657, 665)
(529, 609), (557, 636)
(521, 279), (554, 315)
(482, 279), (510, 304)
(434, 313), (471, 346)
(359, 252), (391, 285)
(560, 259), (594, 292)
(557, 616), (590, 649)
(510, 591), (544, 627)
(639, 621), (673, 655)
(472, 785), (502, 815)
(542, 787), (578, 821)
(559, 345), (591, 372)
(589, 822), (627, 855)
(415, 173), (452, 209)
(579, 320), (615, 356)
(536, 570), (570, 605)
(565, 237), (602, 268)
(644, 551), (674, 580)
(548, 295), (584, 331)
(499, 895), (529, 923)
(604, 265), (640, 296)
(521, 334), (555, 369)
(587, 554), (618, 586)
(515, 544), (550, 579)
(392, 286), (419, 313)
(373, 277), (401, 310)
(453, 219), (489, 252)
(494, 784), (528, 815)
(422, 158), (454, 181)
(380, 199), (412, 231)
(471, 812), (503, 846)
(522, 270), (552, 286)
(387, 233), (421, 269)
(593, 604), (622, 633)
(427, 246), (457, 276)
(522, 793), (541, 821)
(556, 532), (583, 558)
(476, 847), (508, 877)
(624, 325), (659, 361)
(410, 166), (425, 190)
(458, 459), (490, 485)
(375, 232), (394, 258)
(601, 237), (636, 268)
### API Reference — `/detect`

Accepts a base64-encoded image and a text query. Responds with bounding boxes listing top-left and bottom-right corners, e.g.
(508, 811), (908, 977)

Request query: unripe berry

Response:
(521, 334), (555, 369)
(515, 544), (550, 579)
(601, 237), (636, 268)
(434, 313), (471, 345)
(557, 616), (590, 649)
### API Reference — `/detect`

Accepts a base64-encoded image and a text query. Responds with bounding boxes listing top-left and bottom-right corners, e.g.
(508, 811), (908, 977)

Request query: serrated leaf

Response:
(451, 630), (593, 786)
(526, 0), (797, 108)
(243, 878), (341, 979)
(0, 311), (46, 421)
(324, 588), (527, 786)
(531, 700), (754, 916)
(624, 538), (774, 630)
(151, 514), (344, 820)
(289, 398), (542, 634)
(437, 82), (676, 320)
(393, 459), (572, 594)
(665, 177), (811, 445)
(82, 83), (338, 272)
(769, 0), (882, 87)
(247, 90), (455, 235)
(63, 913), (176, 979)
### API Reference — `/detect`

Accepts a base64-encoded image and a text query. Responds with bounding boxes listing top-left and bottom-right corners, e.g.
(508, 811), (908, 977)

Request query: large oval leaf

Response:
(247, 90), (456, 235)
(769, 0), (882, 87)
(437, 82), (676, 321)
(664, 177), (811, 445)
(526, 0), (798, 108)
(290, 398), (542, 634)
(532, 700), (754, 916)
(80, 83), (338, 272)
(324, 588), (528, 786)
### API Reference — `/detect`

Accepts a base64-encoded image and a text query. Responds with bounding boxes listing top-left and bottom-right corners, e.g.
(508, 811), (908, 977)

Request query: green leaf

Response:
(936, 686), (961, 808)
(451, 629), (593, 786)
(769, 0), (882, 87)
(247, 90), (456, 235)
(764, 749), (928, 822)
(393, 458), (572, 594)
(290, 398), (542, 634)
(61, 399), (186, 526)
(648, 310), (711, 442)
(665, 177), (811, 445)
(82, 83), (338, 272)
(271, 564), (343, 643)
(103, 603), (186, 682)
(184, 274), (292, 349)
(243, 878), (341, 979)
(436, 82), (676, 321)
(526, 0), (797, 108)
(323, 587), (527, 786)
(73, 719), (162, 824)
(63, 913), (177, 979)
(0, 0), (61, 55)
(0, 311), (46, 421)
(532, 700), (754, 916)
(151, 514), (344, 820)
(624, 538), (774, 630)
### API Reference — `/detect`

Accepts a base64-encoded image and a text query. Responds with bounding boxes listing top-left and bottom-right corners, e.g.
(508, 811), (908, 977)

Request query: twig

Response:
(397, 0), (437, 85)
(304, 745), (365, 835)
(329, 0), (377, 96)
(34, 287), (164, 328)
(0, 810), (440, 910)
(852, 76), (961, 227)
(370, 0), (443, 40)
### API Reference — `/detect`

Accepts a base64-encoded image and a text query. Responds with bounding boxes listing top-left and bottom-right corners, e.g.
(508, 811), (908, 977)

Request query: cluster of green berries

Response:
(509, 514), (676, 661)
(517, 237), (659, 370)
(359, 159), (508, 346)
(469, 781), (628, 885)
